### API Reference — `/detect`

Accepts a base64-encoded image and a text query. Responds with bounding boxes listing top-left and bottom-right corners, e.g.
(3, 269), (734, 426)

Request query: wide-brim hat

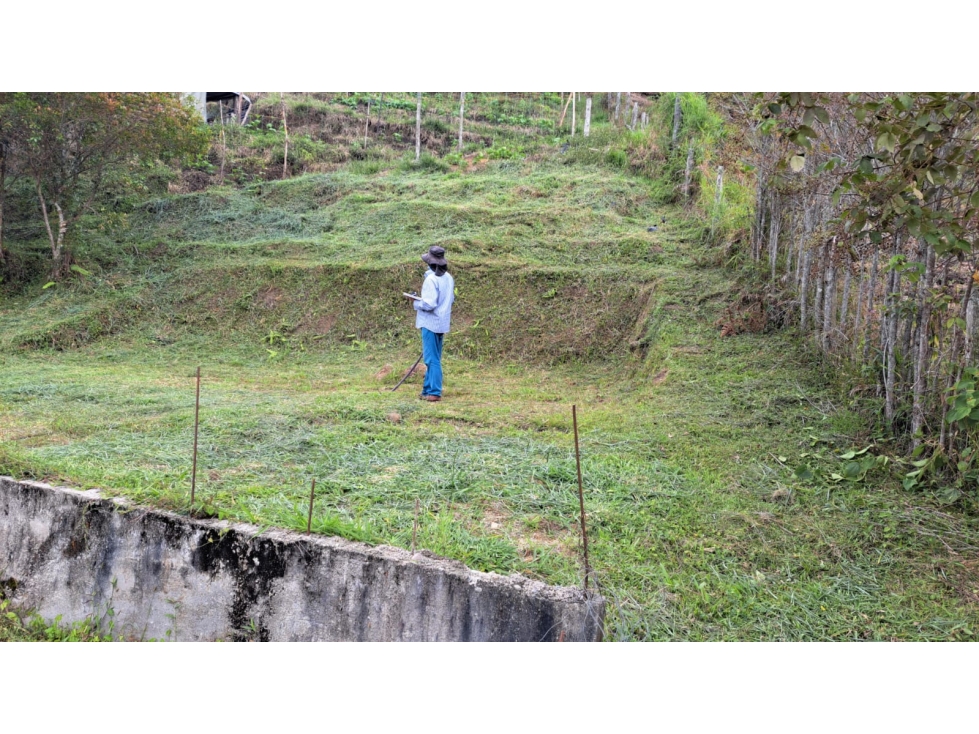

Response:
(421, 246), (447, 267)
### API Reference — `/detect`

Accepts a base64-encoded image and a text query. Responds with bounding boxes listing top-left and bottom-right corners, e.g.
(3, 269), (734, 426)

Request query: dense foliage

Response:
(725, 93), (979, 501)
(0, 93), (207, 278)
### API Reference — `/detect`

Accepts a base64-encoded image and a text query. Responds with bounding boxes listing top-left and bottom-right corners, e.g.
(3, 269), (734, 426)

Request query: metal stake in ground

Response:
(412, 497), (419, 553)
(191, 366), (201, 508)
(307, 478), (316, 534)
(572, 404), (591, 590)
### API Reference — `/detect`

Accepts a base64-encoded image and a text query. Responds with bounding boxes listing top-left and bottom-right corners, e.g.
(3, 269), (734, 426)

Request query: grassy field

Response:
(3, 107), (979, 640)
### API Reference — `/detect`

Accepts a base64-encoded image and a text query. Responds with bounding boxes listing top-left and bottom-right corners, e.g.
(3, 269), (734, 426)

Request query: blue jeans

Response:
(421, 328), (444, 396)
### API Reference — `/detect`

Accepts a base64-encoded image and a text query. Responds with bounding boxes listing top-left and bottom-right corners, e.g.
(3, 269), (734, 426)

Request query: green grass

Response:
(4, 163), (670, 363)
(2, 108), (979, 641)
(203, 92), (611, 183)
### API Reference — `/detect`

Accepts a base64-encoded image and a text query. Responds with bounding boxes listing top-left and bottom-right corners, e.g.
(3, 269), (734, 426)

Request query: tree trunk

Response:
(558, 93), (573, 128)
(36, 181), (67, 276)
(753, 185), (766, 262)
(822, 261), (836, 350)
(790, 211), (801, 286)
(796, 198), (812, 276)
(880, 249), (897, 356)
(903, 249), (924, 365)
(281, 93), (289, 179)
(884, 239), (903, 427)
(219, 102), (227, 182)
(864, 250), (879, 362)
(853, 267), (867, 360)
(0, 147), (6, 266)
(839, 266), (852, 345)
(671, 94), (682, 147)
(786, 215), (795, 279)
(364, 100), (371, 146)
(458, 92), (465, 152)
(945, 266), (978, 451)
(800, 248), (811, 330)
(907, 246), (926, 380)
(682, 144), (695, 200)
(55, 202), (67, 269)
(768, 198), (780, 281)
(614, 92), (621, 124)
(415, 92), (422, 162)
(792, 231), (800, 286)
(814, 243), (826, 335)
(571, 93), (576, 137)
(630, 102), (639, 130)
(966, 289), (978, 367)
(584, 96), (592, 137)
(911, 245), (935, 445)
(884, 288), (899, 427)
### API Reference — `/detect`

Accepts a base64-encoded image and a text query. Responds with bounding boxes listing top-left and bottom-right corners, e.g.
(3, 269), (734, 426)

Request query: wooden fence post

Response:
(683, 144), (695, 199)
(672, 94), (682, 147)
(415, 92), (422, 162)
(458, 92), (465, 152)
(281, 92), (289, 179)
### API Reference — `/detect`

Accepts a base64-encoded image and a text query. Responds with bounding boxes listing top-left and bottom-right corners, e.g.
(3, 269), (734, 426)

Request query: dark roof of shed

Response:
(205, 92), (243, 102)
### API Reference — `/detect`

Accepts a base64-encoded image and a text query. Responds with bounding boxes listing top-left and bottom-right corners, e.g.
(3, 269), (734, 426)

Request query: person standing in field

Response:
(406, 246), (455, 402)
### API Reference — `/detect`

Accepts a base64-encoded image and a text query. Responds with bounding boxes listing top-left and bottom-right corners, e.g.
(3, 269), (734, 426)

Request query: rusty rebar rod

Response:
(412, 498), (419, 553)
(307, 478), (316, 534)
(572, 404), (591, 590)
(191, 366), (201, 508)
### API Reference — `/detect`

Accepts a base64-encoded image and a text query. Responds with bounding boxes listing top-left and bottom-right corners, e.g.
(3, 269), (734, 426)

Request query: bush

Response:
(486, 145), (523, 160)
(400, 153), (449, 173)
(349, 160), (385, 175)
(423, 118), (450, 135)
(606, 149), (627, 168)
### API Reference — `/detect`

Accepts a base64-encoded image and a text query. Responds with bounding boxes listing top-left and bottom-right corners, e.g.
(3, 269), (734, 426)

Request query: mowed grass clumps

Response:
(4, 293), (979, 640)
(3, 162), (665, 361)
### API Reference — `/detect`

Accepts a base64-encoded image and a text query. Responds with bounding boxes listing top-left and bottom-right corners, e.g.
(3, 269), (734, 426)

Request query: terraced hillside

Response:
(2, 95), (978, 640)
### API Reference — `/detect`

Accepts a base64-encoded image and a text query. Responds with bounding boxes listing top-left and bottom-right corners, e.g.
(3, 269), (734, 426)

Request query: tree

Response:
(742, 91), (979, 490)
(1, 93), (206, 277)
(0, 96), (23, 269)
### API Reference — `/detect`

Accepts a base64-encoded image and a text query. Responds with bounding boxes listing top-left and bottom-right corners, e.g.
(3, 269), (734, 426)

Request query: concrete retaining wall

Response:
(0, 477), (604, 641)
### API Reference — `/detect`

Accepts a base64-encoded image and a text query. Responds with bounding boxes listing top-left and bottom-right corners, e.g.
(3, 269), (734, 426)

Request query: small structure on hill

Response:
(185, 93), (252, 125)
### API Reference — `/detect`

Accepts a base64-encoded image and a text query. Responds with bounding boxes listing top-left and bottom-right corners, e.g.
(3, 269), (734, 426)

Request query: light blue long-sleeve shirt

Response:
(414, 269), (455, 334)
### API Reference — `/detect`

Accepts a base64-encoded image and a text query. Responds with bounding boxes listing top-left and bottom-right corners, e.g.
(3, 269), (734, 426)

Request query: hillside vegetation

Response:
(1, 93), (978, 640)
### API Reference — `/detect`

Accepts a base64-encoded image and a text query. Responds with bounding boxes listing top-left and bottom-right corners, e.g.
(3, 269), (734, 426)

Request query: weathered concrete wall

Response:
(0, 477), (604, 641)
